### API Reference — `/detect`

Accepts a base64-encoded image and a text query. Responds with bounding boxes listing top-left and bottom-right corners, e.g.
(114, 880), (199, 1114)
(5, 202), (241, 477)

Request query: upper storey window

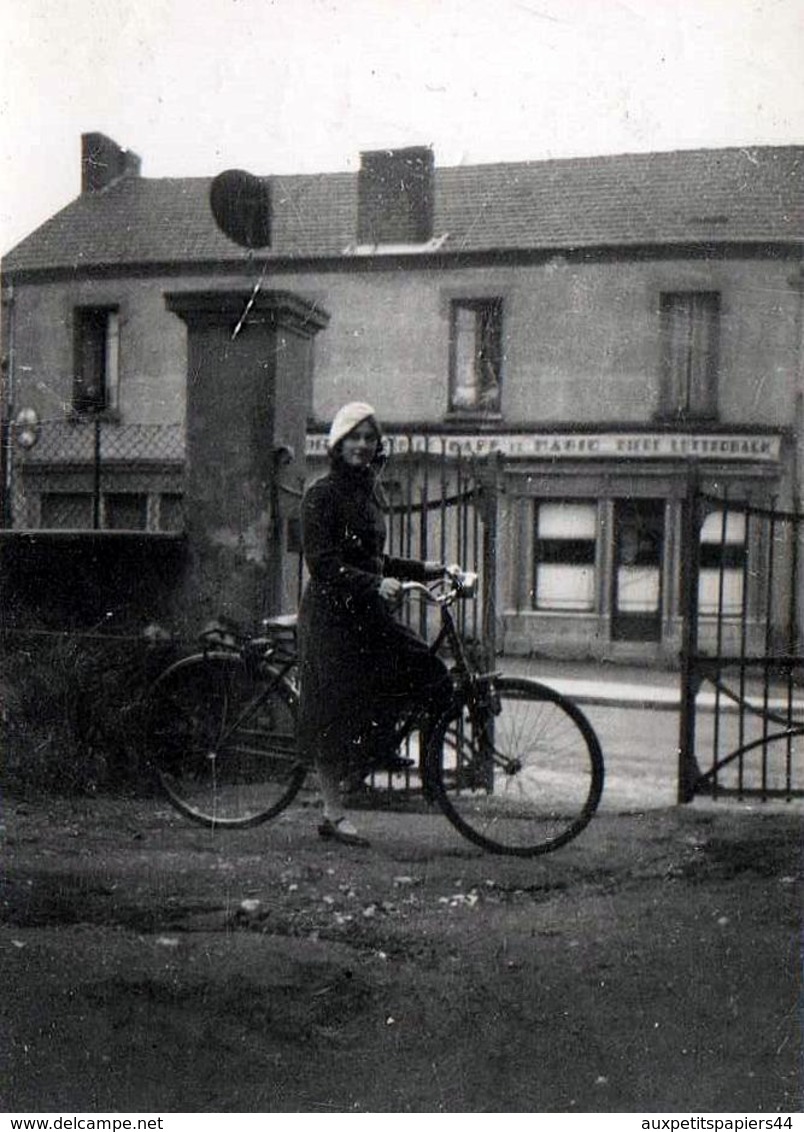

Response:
(73, 306), (119, 415)
(658, 291), (720, 421)
(449, 298), (503, 414)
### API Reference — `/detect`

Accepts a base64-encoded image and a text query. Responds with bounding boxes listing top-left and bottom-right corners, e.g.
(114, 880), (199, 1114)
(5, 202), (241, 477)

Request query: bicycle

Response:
(143, 570), (604, 856)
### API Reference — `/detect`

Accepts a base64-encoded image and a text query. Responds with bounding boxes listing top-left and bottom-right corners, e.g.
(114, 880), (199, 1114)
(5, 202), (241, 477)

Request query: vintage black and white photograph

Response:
(1, 0), (802, 1117)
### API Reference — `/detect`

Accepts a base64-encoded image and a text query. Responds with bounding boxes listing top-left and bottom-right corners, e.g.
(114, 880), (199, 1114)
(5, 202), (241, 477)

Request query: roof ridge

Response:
(436, 143), (804, 173)
(4, 144), (801, 270)
(118, 143), (804, 186)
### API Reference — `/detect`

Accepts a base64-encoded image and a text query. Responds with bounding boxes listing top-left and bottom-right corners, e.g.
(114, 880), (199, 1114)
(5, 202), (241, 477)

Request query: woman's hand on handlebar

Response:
(378, 577), (405, 606)
(385, 565), (472, 606)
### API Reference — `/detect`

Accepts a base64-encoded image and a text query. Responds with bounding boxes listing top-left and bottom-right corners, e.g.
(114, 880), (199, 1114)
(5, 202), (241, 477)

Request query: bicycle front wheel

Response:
(144, 652), (305, 828)
(427, 676), (604, 856)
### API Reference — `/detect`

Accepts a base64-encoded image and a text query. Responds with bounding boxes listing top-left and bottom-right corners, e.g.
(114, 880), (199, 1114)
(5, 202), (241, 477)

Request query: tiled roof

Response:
(3, 145), (802, 274)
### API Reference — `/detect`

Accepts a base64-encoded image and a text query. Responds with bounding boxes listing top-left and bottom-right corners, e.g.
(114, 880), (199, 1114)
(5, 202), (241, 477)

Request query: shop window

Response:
(699, 509), (745, 615)
(658, 291), (719, 420)
(73, 307), (120, 415)
(40, 493), (93, 529)
(449, 298), (502, 413)
(612, 498), (665, 643)
(105, 493), (148, 530)
(533, 501), (597, 611)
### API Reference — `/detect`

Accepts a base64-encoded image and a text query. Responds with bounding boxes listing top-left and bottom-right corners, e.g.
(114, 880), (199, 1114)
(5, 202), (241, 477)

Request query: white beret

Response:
(327, 401), (380, 450)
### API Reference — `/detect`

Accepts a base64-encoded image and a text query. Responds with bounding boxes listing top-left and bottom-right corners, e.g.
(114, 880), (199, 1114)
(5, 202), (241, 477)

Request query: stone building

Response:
(2, 133), (802, 657)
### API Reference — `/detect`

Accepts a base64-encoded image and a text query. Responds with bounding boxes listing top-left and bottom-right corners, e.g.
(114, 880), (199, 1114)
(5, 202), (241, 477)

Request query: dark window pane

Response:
(700, 544), (745, 570)
(40, 493), (93, 529)
(158, 493), (185, 532)
(286, 515), (302, 554)
(74, 308), (114, 414)
(536, 539), (597, 565)
(105, 493), (147, 530)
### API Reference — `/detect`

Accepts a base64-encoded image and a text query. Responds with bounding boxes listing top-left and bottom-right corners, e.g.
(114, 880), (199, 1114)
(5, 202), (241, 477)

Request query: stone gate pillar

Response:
(165, 289), (329, 632)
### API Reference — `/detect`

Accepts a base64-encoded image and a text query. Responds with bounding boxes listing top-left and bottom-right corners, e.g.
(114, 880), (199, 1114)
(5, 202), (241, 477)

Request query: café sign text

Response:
(307, 431), (781, 462)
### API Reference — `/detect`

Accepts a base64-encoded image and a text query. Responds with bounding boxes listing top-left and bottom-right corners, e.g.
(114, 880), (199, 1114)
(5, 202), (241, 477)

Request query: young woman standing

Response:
(297, 402), (449, 847)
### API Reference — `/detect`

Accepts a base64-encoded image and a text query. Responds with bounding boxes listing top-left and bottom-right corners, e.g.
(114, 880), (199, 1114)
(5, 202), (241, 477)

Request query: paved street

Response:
(503, 657), (803, 810)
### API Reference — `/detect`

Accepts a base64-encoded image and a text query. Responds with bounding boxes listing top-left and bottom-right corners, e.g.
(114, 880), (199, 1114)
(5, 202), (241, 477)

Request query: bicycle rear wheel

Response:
(144, 652), (305, 828)
(427, 676), (604, 856)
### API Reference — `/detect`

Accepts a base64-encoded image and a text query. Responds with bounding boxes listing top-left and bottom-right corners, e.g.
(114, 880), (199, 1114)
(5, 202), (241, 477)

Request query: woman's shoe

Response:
(317, 816), (371, 848)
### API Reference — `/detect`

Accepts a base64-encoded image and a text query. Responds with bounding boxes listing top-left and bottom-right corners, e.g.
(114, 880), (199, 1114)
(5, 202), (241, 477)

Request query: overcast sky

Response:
(1, 0), (802, 255)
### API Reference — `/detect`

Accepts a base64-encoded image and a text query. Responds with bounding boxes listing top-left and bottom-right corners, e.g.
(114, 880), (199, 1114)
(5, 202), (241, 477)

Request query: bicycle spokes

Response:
(429, 676), (604, 856)
(146, 653), (306, 827)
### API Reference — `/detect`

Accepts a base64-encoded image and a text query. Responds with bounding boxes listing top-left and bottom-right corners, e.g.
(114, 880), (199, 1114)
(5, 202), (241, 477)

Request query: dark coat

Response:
(297, 462), (447, 769)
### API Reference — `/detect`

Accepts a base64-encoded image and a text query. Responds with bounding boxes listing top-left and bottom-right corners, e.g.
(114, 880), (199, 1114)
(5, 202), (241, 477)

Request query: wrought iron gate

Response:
(372, 434), (498, 665)
(296, 433), (498, 651)
(678, 469), (804, 802)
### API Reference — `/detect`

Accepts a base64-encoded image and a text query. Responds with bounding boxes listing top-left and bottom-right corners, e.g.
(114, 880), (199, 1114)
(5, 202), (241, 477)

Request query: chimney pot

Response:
(357, 146), (435, 245)
(81, 132), (141, 193)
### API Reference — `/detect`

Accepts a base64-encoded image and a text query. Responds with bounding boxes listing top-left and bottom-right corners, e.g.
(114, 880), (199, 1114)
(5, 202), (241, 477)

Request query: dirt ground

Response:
(1, 790), (801, 1114)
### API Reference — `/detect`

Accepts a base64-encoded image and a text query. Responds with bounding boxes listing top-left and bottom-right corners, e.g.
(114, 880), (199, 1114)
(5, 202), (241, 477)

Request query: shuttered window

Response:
(659, 292), (719, 420)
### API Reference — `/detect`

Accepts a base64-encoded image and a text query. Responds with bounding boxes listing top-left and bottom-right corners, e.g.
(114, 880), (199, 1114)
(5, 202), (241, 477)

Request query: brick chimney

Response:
(81, 132), (142, 193)
(357, 146), (435, 245)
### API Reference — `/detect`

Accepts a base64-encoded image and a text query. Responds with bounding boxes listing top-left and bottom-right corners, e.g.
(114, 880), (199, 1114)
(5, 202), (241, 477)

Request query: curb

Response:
(540, 677), (804, 716)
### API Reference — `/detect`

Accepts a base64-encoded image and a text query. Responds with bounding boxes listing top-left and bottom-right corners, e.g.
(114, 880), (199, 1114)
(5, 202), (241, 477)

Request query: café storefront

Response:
(306, 427), (788, 662)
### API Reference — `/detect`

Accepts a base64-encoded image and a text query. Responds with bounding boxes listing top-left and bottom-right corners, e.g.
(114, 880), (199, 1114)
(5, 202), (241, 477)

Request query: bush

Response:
(1, 630), (178, 795)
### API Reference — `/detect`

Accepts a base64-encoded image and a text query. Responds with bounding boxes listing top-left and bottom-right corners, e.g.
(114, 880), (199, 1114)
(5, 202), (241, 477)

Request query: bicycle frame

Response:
(388, 577), (503, 770)
(191, 635), (300, 758)
(197, 573), (496, 777)
(190, 575), (498, 787)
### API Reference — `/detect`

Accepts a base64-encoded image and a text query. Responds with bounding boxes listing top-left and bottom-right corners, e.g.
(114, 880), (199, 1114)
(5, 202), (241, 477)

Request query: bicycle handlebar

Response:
(401, 568), (478, 606)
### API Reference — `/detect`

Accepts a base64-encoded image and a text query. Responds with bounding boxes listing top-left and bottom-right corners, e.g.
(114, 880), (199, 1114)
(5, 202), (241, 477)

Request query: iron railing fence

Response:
(380, 434), (499, 666)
